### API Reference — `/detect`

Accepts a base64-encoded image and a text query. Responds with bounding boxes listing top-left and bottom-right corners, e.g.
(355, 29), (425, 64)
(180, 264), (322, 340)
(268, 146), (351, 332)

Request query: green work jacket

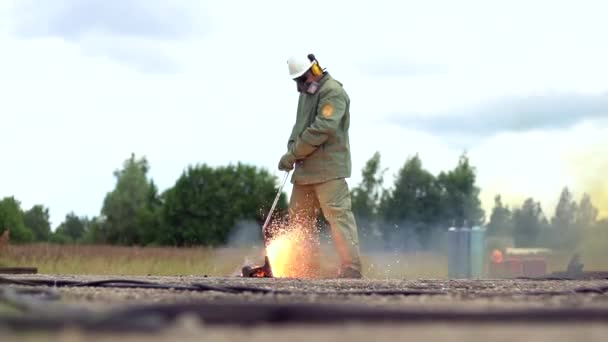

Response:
(287, 73), (352, 185)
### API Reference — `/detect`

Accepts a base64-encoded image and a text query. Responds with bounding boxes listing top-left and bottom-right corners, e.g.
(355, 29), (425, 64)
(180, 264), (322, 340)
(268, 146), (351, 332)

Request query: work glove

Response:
(278, 151), (296, 171)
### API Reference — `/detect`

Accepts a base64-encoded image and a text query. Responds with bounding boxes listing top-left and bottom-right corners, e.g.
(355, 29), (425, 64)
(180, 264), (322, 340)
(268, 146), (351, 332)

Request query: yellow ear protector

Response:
(307, 54), (324, 76)
(311, 62), (323, 76)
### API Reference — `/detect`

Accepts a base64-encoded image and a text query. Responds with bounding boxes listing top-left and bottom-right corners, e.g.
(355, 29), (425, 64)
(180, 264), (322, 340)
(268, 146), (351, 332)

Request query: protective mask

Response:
(296, 80), (320, 94)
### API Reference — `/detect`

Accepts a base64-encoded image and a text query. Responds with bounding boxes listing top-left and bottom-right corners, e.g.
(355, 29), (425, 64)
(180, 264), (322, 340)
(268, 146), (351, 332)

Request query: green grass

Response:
(0, 243), (448, 278)
(0, 244), (254, 276)
(1, 242), (606, 279)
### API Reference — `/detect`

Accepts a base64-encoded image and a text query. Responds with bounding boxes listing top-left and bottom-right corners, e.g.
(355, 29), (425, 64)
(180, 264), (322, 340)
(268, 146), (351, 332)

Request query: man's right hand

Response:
(278, 151), (296, 171)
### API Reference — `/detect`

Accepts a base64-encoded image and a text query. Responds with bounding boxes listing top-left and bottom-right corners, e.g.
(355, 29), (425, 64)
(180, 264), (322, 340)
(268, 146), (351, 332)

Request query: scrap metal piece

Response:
(241, 256), (273, 278)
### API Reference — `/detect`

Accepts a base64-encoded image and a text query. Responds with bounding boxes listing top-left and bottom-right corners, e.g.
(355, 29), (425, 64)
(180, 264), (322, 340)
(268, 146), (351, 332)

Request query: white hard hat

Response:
(287, 56), (313, 79)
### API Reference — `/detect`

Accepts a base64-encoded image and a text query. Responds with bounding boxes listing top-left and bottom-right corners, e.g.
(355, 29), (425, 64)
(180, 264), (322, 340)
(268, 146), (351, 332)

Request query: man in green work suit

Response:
(278, 54), (362, 279)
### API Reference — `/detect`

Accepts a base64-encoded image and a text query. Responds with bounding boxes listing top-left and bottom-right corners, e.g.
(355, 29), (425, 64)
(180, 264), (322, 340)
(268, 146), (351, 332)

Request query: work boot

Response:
(337, 266), (362, 279)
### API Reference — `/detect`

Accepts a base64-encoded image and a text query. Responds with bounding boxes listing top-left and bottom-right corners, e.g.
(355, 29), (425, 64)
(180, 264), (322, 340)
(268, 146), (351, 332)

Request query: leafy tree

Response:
(437, 153), (485, 227)
(80, 216), (106, 244)
(512, 198), (547, 247)
(351, 152), (386, 242)
(54, 212), (88, 243)
(486, 195), (513, 236)
(100, 153), (159, 245)
(136, 180), (163, 245)
(380, 154), (441, 247)
(575, 193), (598, 230)
(23, 205), (51, 242)
(49, 231), (72, 244)
(549, 187), (580, 249)
(0, 197), (34, 243)
(159, 163), (286, 246)
(576, 196), (604, 258)
(551, 187), (577, 229)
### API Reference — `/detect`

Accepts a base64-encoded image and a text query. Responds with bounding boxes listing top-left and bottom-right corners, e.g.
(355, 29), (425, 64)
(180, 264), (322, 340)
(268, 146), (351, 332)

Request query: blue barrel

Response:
(470, 226), (486, 279)
(458, 227), (471, 278)
(447, 227), (459, 279)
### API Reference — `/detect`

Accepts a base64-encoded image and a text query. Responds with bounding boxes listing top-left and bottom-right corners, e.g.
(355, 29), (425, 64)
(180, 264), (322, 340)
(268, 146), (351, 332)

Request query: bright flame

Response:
(265, 226), (318, 278)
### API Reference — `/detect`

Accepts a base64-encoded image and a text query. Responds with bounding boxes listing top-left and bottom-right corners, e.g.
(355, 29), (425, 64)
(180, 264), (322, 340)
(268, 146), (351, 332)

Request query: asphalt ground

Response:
(1, 274), (608, 341)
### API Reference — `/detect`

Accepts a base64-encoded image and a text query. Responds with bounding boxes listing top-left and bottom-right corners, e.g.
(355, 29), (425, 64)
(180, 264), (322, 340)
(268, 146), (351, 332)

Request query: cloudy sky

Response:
(1, 0), (607, 227)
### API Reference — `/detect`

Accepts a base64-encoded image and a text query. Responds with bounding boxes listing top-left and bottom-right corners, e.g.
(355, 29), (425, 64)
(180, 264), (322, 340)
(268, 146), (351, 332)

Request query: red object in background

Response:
(488, 257), (547, 278)
(521, 258), (547, 277)
(491, 249), (504, 263)
(507, 258), (522, 275)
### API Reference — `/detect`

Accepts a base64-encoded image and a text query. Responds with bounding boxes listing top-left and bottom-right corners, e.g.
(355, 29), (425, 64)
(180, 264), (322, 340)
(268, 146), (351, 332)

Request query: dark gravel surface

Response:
(1, 274), (608, 341)
(5, 274), (608, 307)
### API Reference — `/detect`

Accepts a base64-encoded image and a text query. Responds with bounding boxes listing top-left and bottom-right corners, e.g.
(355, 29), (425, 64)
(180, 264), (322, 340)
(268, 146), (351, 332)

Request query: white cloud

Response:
(389, 92), (608, 137)
(8, 0), (208, 73)
(11, 0), (205, 40)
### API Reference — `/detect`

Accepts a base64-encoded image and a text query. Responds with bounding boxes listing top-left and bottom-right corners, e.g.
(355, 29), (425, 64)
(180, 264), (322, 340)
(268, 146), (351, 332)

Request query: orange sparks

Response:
(265, 226), (319, 278)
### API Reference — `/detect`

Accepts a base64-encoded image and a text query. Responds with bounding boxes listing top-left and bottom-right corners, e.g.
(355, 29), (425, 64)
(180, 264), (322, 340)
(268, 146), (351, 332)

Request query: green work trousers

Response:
(288, 178), (362, 277)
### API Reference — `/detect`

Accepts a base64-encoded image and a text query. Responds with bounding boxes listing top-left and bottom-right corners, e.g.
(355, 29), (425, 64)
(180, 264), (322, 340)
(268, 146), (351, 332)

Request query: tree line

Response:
(1, 152), (605, 250)
(0, 154), (287, 246)
(351, 152), (484, 250)
(349, 152), (607, 251)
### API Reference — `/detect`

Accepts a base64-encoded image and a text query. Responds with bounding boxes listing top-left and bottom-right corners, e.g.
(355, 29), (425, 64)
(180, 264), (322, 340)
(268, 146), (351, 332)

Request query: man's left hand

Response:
(278, 151), (296, 171)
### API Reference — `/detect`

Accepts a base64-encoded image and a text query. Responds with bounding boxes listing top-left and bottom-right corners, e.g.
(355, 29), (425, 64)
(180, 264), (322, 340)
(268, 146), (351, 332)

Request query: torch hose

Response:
(261, 171), (290, 242)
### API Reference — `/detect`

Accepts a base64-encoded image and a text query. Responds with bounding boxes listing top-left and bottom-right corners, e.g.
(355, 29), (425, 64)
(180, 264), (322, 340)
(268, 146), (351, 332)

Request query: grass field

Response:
(1, 243), (606, 278)
(0, 243), (447, 278)
(0, 244), (251, 277)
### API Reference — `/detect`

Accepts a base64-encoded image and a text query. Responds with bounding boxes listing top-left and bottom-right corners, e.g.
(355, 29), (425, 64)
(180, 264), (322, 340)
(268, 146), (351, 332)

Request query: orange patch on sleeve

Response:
(321, 103), (334, 118)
